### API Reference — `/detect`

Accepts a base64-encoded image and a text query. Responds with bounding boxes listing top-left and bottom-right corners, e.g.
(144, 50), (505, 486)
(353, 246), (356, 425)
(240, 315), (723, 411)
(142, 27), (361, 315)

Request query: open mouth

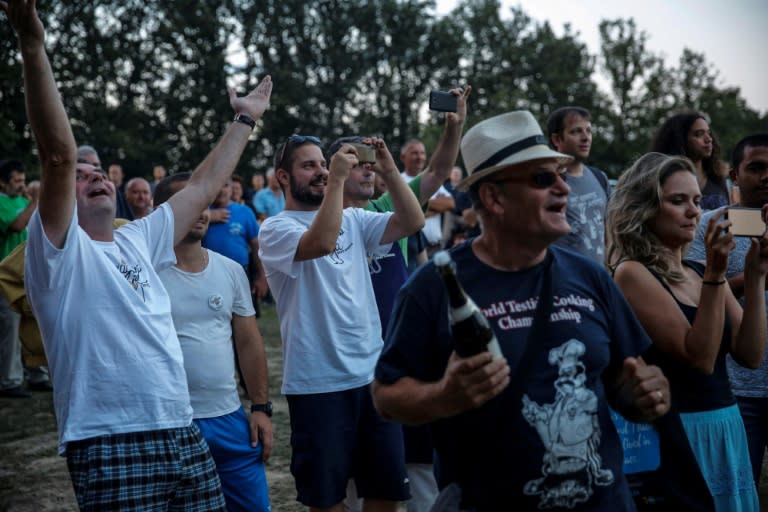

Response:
(309, 178), (327, 187)
(547, 202), (567, 214)
(88, 189), (110, 198)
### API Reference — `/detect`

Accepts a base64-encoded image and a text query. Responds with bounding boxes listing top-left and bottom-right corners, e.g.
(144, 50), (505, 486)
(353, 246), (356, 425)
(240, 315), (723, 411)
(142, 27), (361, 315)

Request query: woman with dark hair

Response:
(606, 152), (766, 511)
(651, 112), (727, 210)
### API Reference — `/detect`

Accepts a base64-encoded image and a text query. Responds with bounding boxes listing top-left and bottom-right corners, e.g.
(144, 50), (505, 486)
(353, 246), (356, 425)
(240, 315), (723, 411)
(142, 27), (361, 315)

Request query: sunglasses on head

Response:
(488, 168), (567, 189)
(276, 135), (321, 170)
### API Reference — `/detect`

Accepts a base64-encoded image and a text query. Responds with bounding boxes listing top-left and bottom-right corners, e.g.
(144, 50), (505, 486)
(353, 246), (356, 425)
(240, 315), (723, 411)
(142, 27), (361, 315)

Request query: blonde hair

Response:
(606, 152), (697, 284)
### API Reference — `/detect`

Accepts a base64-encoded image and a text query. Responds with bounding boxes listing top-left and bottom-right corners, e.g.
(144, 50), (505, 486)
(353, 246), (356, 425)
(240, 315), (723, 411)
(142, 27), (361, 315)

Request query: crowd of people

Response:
(2, 1), (768, 511)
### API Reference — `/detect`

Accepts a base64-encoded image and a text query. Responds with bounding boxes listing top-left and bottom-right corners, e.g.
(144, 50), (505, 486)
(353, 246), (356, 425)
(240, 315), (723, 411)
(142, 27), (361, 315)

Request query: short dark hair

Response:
(326, 136), (363, 161)
(546, 107), (591, 148)
(153, 172), (192, 207)
(273, 137), (322, 172)
(0, 160), (25, 183)
(231, 174), (244, 185)
(732, 134), (768, 171)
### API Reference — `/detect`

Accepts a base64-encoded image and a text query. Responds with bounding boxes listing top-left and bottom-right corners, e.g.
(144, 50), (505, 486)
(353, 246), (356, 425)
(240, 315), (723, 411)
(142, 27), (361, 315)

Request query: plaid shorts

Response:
(66, 424), (226, 511)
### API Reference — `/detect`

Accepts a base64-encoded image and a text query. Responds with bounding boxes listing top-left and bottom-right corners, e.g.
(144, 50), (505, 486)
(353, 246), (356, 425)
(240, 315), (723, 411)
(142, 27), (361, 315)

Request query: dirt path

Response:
(0, 306), (302, 512)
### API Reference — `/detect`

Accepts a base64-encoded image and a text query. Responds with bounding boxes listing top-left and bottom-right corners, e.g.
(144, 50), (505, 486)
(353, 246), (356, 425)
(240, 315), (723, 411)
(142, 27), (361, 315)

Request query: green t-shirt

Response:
(0, 194), (29, 260)
(365, 175), (424, 265)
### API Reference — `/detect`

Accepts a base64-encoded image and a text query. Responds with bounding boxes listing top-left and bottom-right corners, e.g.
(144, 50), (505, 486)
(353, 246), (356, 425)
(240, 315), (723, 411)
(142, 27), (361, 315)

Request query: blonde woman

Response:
(606, 152), (766, 511)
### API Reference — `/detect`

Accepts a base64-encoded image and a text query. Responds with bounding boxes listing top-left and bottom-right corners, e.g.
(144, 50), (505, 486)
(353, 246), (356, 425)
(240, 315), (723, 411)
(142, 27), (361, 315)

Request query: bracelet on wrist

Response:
(233, 113), (256, 130)
(702, 279), (726, 286)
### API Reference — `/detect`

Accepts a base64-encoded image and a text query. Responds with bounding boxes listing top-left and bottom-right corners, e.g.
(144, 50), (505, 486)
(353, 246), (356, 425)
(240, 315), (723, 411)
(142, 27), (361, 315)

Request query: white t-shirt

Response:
(25, 203), (191, 454)
(402, 172), (451, 245)
(159, 250), (255, 419)
(258, 207), (392, 394)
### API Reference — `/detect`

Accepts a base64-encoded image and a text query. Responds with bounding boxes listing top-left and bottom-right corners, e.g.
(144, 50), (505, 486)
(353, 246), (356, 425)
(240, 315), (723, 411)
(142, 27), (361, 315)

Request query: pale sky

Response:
(434, 0), (768, 113)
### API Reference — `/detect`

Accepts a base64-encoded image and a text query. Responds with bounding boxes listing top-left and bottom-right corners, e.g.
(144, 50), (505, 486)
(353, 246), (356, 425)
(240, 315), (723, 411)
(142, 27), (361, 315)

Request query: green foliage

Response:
(1, 1), (763, 180)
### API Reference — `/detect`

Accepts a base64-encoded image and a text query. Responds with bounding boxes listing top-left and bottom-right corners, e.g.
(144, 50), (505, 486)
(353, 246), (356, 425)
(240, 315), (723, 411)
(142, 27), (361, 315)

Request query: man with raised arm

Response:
(2, 0), (273, 509)
(154, 173), (273, 512)
(332, 86), (471, 512)
(258, 136), (423, 512)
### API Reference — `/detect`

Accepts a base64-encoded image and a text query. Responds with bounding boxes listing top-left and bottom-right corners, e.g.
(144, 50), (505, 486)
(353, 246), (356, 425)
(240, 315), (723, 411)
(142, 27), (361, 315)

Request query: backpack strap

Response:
(586, 165), (610, 197)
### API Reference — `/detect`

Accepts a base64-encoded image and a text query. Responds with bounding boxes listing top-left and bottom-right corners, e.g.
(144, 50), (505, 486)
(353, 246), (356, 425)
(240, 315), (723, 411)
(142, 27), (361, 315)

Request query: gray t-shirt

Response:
(687, 208), (768, 398)
(553, 167), (607, 265)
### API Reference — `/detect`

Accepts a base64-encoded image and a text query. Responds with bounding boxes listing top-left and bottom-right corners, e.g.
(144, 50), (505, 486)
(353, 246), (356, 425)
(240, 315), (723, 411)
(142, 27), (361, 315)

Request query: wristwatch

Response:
(250, 401), (273, 417)
(233, 113), (256, 130)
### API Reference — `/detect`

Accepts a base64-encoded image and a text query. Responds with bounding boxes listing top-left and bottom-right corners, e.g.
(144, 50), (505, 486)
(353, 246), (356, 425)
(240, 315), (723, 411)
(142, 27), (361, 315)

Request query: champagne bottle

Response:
(434, 250), (502, 359)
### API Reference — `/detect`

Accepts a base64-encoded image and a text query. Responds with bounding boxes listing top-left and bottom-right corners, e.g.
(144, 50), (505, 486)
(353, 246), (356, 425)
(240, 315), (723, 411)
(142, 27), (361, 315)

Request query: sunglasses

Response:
(276, 135), (321, 170)
(488, 169), (567, 189)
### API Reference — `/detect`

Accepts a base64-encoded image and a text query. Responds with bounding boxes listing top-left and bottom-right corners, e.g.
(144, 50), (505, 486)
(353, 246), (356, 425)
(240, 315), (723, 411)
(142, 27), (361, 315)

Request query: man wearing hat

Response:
(372, 111), (670, 510)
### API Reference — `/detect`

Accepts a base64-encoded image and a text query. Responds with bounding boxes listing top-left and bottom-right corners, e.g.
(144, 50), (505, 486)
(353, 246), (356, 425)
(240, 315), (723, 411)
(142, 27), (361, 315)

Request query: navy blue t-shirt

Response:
(377, 243), (650, 511)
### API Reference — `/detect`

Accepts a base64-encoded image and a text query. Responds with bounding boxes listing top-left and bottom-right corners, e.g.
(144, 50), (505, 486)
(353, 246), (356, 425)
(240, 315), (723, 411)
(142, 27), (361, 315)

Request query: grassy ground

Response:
(1, 304), (767, 510)
(0, 305), (303, 512)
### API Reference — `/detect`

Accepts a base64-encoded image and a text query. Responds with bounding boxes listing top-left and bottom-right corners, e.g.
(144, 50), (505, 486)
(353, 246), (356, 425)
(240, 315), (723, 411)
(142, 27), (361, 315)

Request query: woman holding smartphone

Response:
(606, 152), (766, 511)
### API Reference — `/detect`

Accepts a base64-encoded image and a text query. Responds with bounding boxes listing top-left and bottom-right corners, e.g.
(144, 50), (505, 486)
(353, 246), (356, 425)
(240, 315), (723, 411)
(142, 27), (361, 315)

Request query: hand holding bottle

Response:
(435, 351), (510, 417)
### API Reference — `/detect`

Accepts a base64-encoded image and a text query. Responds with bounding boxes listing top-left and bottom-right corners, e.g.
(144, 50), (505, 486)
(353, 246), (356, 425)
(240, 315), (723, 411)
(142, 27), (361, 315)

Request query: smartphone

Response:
(351, 143), (376, 164)
(727, 207), (766, 237)
(429, 90), (457, 113)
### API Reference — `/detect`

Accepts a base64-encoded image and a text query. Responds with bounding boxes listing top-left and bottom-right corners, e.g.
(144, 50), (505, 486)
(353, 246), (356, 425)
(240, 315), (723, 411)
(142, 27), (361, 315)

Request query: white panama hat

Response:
(457, 110), (573, 192)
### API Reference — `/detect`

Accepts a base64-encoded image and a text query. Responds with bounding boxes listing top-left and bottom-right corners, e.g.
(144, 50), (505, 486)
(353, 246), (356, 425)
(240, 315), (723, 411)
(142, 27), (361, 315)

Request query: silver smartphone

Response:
(727, 207), (766, 237)
(351, 143), (376, 164)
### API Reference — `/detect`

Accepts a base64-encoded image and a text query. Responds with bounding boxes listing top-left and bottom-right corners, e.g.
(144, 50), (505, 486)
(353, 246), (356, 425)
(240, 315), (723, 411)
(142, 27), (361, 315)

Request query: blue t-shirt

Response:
(253, 188), (285, 219)
(552, 166), (608, 264)
(376, 243), (649, 511)
(203, 203), (259, 267)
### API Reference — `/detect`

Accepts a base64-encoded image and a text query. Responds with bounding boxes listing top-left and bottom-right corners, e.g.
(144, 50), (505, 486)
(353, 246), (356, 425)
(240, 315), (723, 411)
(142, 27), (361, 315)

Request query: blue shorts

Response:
(194, 408), (271, 512)
(65, 424), (226, 511)
(287, 384), (410, 508)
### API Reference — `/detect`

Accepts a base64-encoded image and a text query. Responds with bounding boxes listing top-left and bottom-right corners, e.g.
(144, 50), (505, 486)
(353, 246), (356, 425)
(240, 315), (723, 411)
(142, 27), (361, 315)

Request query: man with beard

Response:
(258, 136), (424, 512)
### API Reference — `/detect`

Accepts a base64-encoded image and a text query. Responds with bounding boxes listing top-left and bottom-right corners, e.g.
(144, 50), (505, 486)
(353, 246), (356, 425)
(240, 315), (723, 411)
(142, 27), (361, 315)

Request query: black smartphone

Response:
(429, 90), (457, 113)
(727, 207), (766, 237)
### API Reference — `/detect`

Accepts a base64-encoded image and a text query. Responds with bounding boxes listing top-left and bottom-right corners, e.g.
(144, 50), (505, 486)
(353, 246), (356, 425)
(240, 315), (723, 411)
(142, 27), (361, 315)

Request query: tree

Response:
(597, 18), (674, 173)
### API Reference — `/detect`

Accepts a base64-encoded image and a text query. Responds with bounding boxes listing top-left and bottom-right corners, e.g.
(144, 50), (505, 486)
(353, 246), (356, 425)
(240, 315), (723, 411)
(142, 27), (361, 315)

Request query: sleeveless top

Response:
(645, 260), (735, 412)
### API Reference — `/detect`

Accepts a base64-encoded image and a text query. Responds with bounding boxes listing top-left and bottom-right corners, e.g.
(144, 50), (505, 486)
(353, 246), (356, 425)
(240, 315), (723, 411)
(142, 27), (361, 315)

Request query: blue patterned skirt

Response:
(680, 404), (758, 512)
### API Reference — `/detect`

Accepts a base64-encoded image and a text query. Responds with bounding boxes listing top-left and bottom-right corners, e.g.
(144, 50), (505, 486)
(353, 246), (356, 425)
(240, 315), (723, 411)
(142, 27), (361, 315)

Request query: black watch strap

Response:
(233, 113), (256, 130)
(250, 401), (273, 417)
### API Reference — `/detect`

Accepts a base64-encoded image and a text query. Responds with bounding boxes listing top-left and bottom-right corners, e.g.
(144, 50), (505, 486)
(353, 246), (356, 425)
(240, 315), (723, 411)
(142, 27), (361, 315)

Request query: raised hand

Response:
(446, 85), (472, 126)
(0, 0), (45, 50)
(744, 204), (768, 277)
(703, 208), (734, 279)
(363, 137), (398, 177)
(228, 75), (273, 122)
(328, 143), (358, 182)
